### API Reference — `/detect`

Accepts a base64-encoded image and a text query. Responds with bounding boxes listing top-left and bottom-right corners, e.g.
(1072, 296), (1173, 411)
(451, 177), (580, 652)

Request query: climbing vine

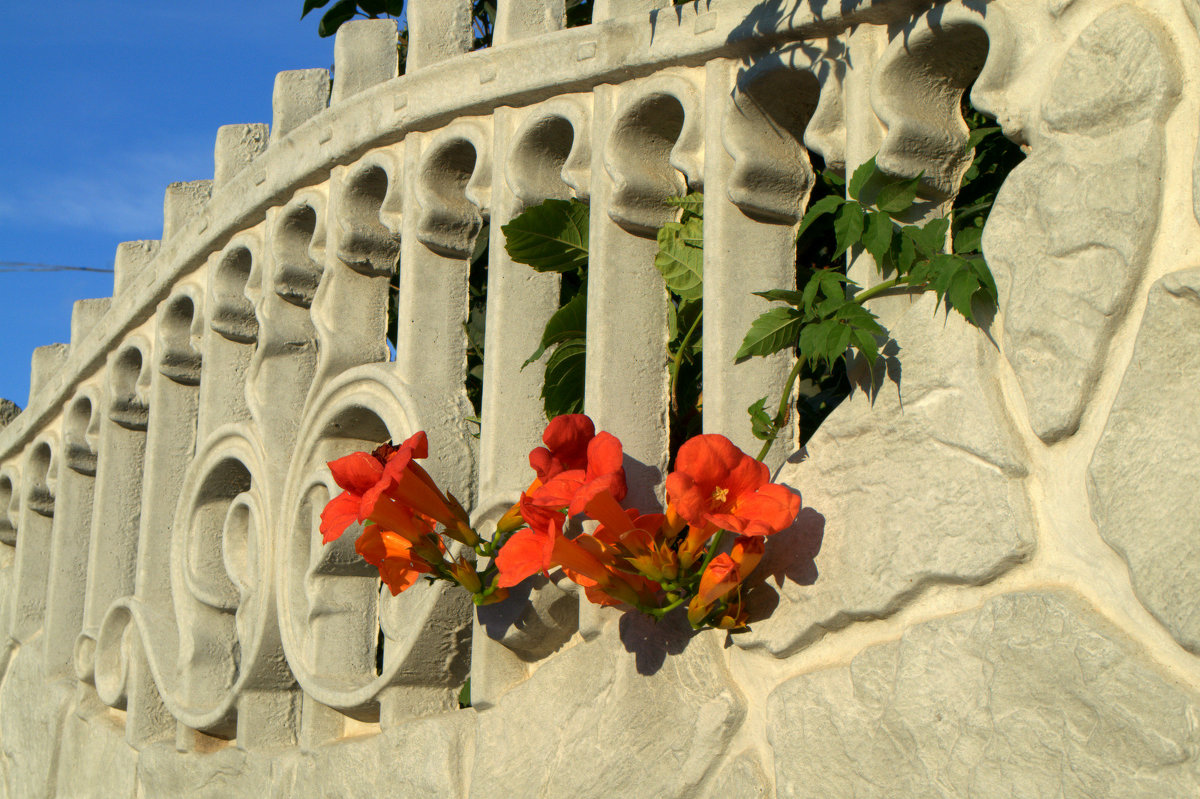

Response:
(500, 109), (1022, 460)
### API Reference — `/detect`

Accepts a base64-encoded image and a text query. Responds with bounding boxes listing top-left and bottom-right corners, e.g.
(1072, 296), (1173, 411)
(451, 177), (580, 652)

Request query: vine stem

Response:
(755, 355), (807, 462)
(752, 276), (920, 463)
(850, 277), (904, 305)
(669, 308), (704, 412)
(695, 528), (727, 583)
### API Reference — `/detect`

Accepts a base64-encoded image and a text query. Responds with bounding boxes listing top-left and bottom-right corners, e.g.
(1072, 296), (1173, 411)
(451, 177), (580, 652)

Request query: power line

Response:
(0, 261), (113, 274)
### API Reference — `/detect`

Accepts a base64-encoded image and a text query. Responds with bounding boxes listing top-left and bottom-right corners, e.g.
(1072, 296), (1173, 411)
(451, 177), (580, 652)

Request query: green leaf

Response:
(502, 198), (590, 273)
(817, 270), (851, 307)
(832, 202), (865, 259)
(666, 192), (704, 219)
(796, 195), (844, 241)
(822, 169), (846, 188)
(966, 125), (1001, 152)
(836, 302), (884, 335)
(734, 307), (804, 361)
(359, 0), (389, 15)
(655, 216), (703, 300)
(754, 289), (806, 306)
(302, 0), (332, 18)
(947, 268), (980, 322)
(385, 0), (405, 14)
(318, 0), (358, 36)
(673, 299), (703, 354)
(542, 340), (586, 417)
(827, 323), (853, 363)
(861, 211), (894, 269)
(928, 253), (962, 298)
(799, 319), (840, 369)
(850, 327), (879, 365)
(799, 272), (823, 312)
(968, 256), (998, 302)
(876, 175), (922, 215)
(848, 157), (877, 201)
(953, 225), (983, 254)
(897, 233), (916, 275)
(524, 291), (587, 368)
(747, 397), (776, 441)
(904, 216), (950, 257)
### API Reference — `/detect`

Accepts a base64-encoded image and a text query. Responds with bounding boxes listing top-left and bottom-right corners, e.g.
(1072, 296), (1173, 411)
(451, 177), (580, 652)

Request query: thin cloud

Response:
(0, 144), (212, 239)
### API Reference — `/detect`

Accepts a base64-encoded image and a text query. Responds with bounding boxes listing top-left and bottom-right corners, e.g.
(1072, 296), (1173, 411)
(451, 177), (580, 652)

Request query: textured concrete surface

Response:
(739, 291), (1034, 657)
(1089, 269), (1200, 654)
(0, 0), (1198, 795)
(768, 591), (1200, 798)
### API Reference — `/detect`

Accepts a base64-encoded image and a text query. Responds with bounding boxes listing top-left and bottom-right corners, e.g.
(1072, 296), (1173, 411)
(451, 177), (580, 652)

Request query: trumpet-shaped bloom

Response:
(518, 427), (627, 533)
(528, 414), (597, 482)
(320, 443), (397, 543)
(367, 432), (478, 546)
(355, 524), (441, 595)
(687, 553), (743, 626)
(665, 434), (800, 537)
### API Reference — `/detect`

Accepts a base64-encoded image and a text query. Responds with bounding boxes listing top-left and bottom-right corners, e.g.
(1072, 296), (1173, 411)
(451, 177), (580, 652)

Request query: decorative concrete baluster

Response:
(843, 25), (911, 329)
(42, 391), (99, 677)
(230, 203), (330, 751)
(312, 158), (394, 392)
(477, 102), (587, 526)
(248, 206), (321, 460)
(494, 0), (565, 44)
(0, 469), (17, 657)
(198, 240), (258, 444)
(0, 471), (16, 549)
(112, 290), (205, 747)
(590, 72), (703, 509)
(270, 69), (330, 145)
(470, 99), (591, 708)
(9, 439), (56, 646)
(406, 0), (473, 73)
(75, 339), (152, 683)
(376, 122), (489, 726)
(400, 122), (489, 487)
(137, 291), (203, 610)
(702, 52), (821, 467)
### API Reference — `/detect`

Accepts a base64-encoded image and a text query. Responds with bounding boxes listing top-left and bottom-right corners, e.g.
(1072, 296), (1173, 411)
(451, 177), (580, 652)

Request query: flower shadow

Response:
(618, 607), (697, 677)
(739, 505), (826, 625)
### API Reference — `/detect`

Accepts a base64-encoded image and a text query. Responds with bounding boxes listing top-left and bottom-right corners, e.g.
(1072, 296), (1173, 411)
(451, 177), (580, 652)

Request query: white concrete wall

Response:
(1, 0), (1199, 795)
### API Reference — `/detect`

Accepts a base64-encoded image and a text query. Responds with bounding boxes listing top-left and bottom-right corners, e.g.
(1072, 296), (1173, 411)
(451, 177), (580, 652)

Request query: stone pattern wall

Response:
(1, 0), (1198, 796)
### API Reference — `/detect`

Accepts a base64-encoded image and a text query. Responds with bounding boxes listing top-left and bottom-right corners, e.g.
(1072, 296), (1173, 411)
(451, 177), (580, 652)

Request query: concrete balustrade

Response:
(2, 1), (1200, 795)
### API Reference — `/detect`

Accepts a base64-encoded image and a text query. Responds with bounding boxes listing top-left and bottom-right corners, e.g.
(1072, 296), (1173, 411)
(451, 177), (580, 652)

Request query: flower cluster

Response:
(320, 414), (801, 629)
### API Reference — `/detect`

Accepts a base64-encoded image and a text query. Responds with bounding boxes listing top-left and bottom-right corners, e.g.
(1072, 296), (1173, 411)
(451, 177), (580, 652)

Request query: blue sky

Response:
(0, 1), (344, 407)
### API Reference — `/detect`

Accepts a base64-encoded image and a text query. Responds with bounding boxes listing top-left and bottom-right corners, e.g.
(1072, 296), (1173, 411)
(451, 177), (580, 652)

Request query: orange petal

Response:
(495, 528), (555, 588)
(320, 490), (362, 544)
(327, 451), (384, 494)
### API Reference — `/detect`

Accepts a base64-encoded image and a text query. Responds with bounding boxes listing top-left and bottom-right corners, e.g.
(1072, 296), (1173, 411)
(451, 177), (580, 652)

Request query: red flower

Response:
(355, 524), (442, 596)
(686, 553), (743, 626)
(515, 418), (627, 538)
(665, 434), (800, 538)
(320, 444), (395, 544)
(365, 432), (478, 546)
(528, 414), (596, 482)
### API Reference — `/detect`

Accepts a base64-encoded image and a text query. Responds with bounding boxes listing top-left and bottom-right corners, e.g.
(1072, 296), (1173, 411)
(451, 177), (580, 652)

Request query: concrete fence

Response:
(1, 0), (1199, 795)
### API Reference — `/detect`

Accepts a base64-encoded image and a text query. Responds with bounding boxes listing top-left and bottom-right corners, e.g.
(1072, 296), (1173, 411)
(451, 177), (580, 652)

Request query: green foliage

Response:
(463, 226), (490, 419)
(739, 111), (1024, 457)
(502, 199), (591, 419)
(501, 199), (590, 273)
(301, 0), (404, 37)
(524, 291), (586, 367)
(496, 105), (1022, 458)
(654, 196), (704, 301)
